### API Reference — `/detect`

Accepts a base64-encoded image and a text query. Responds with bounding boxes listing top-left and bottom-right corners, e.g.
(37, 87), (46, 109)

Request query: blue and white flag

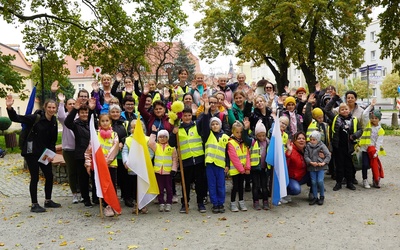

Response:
(22, 85), (37, 130)
(266, 116), (289, 206)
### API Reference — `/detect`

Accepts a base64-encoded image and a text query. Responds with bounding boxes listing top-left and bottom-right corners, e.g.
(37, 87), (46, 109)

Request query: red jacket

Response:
(286, 143), (307, 181)
(367, 146), (384, 182)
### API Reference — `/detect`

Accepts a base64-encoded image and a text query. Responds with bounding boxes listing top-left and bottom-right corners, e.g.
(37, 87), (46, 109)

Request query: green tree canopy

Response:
(30, 51), (75, 101)
(191, 0), (370, 94)
(380, 72), (400, 108)
(172, 40), (196, 82)
(1, 0), (187, 88)
(0, 51), (26, 99)
(346, 78), (372, 100)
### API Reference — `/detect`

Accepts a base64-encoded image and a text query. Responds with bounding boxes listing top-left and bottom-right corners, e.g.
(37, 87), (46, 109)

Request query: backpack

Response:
(18, 113), (41, 150)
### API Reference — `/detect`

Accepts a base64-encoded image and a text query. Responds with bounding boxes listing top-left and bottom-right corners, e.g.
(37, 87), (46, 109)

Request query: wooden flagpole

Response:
(99, 198), (104, 218)
(176, 132), (189, 213)
(135, 187), (139, 215)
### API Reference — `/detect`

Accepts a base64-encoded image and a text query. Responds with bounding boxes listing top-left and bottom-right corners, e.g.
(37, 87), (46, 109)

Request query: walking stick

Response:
(135, 189), (139, 215)
(99, 198), (104, 218)
(176, 132), (189, 214)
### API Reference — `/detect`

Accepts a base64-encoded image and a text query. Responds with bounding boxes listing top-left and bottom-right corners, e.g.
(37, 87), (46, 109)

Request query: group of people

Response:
(6, 69), (385, 215)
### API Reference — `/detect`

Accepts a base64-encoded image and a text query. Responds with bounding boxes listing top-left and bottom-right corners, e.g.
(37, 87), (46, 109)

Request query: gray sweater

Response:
(304, 141), (331, 172)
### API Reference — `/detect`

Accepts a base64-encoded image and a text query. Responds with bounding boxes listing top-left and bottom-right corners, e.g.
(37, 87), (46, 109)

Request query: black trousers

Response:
(181, 163), (207, 205)
(76, 159), (97, 201)
(25, 155), (54, 204)
(333, 148), (355, 184)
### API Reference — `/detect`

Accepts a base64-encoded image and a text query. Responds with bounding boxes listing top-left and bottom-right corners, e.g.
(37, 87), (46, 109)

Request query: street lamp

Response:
(36, 43), (46, 106)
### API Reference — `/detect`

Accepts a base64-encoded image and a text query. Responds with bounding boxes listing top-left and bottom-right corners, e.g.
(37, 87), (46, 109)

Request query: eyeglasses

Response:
(265, 87), (272, 90)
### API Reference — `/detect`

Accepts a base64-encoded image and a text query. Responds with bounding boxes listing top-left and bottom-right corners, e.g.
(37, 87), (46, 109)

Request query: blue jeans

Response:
(310, 170), (325, 198)
(287, 173), (310, 195)
(206, 163), (226, 206)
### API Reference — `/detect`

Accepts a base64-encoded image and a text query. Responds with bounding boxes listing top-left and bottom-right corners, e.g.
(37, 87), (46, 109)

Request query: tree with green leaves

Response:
(380, 73), (400, 108)
(346, 78), (372, 100)
(191, 0), (370, 94)
(30, 51), (75, 101)
(1, 0), (187, 90)
(0, 51), (26, 99)
(172, 40), (196, 82)
(365, 0), (400, 72)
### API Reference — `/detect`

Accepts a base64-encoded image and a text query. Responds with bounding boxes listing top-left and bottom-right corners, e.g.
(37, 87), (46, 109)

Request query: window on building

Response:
(353, 71), (357, 79)
(76, 65), (84, 74)
(372, 88), (377, 97)
(370, 31), (376, 42)
(371, 50), (376, 61)
(383, 67), (387, 76)
(78, 83), (84, 91)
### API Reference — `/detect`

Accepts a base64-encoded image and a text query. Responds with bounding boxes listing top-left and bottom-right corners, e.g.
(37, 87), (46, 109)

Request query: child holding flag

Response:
(148, 126), (178, 212)
(227, 121), (250, 212)
(85, 114), (119, 216)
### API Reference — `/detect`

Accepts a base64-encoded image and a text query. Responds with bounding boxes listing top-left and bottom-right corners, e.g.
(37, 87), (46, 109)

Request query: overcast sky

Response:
(0, 0), (237, 75)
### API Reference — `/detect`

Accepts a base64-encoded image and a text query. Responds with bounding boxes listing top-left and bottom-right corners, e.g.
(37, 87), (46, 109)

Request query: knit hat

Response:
(255, 120), (266, 135)
(157, 129), (169, 139)
(371, 110), (382, 121)
(284, 96), (296, 107)
(309, 130), (321, 142)
(296, 87), (306, 94)
(210, 117), (222, 127)
(312, 108), (324, 119)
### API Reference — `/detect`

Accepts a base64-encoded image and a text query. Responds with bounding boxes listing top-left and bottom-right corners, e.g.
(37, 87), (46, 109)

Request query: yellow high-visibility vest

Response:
(153, 144), (174, 173)
(205, 133), (229, 168)
(178, 125), (204, 160)
(98, 131), (117, 167)
(228, 139), (247, 176)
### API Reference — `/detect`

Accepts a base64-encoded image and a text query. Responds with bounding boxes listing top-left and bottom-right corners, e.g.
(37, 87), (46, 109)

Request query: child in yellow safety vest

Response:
(360, 99), (385, 188)
(148, 126), (178, 212)
(227, 121), (251, 212)
(200, 98), (230, 214)
(85, 114), (119, 217)
(243, 119), (270, 210)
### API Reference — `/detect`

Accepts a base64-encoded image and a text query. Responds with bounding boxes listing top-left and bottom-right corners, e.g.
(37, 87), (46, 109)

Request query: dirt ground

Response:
(1, 137), (400, 249)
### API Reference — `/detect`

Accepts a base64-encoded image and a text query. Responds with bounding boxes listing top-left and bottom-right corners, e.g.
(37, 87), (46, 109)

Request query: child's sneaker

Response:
(31, 203), (46, 213)
(318, 196), (325, 205)
(253, 201), (261, 210)
(179, 205), (187, 213)
(104, 205), (114, 217)
(159, 204), (165, 212)
(172, 195), (179, 204)
(238, 200), (247, 211)
(262, 200), (270, 210)
(72, 194), (79, 204)
(218, 205), (225, 213)
(362, 179), (371, 189)
(230, 202), (239, 212)
(165, 204), (172, 212)
(198, 203), (206, 213)
(212, 206), (219, 214)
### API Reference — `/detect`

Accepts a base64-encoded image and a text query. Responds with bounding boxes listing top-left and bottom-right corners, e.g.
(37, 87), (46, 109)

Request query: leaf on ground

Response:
(59, 241), (67, 246)
(202, 220), (207, 223)
(59, 235), (64, 239)
(84, 212), (92, 217)
(218, 217), (227, 221)
(86, 238), (95, 241)
(220, 233), (226, 236)
(184, 230), (190, 234)
(163, 228), (168, 231)
(0, 242), (4, 246)
(165, 220), (170, 223)
(266, 233), (273, 238)
(328, 211), (335, 214)
(279, 221), (285, 224)
(127, 245), (139, 249)
(108, 231), (115, 235)
(105, 225), (111, 228)
(176, 236), (183, 240)
(365, 220), (375, 225)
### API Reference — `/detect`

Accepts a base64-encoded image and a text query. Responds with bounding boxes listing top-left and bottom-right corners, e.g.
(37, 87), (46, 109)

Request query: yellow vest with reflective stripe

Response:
(228, 139), (248, 176)
(332, 115), (357, 134)
(98, 131), (117, 167)
(178, 125), (204, 160)
(205, 133), (229, 168)
(152, 92), (162, 103)
(153, 143), (174, 173)
(359, 122), (386, 155)
(250, 140), (260, 167)
(174, 86), (185, 101)
(306, 120), (330, 145)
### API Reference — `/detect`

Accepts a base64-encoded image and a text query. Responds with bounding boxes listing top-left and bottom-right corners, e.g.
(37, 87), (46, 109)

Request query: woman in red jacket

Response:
(285, 132), (310, 197)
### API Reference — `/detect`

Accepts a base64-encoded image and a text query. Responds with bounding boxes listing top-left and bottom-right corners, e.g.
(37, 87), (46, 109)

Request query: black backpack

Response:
(18, 113), (41, 150)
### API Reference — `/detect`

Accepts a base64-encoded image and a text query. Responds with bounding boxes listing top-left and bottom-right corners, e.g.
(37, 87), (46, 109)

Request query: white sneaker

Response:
(280, 197), (288, 204)
(230, 202), (239, 212)
(159, 204), (165, 212)
(165, 204), (171, 212)
(284, 195), (292, 203)
(77, 193), (83, 202)
(238, 200), (247, 211)
(363, 179), (371, 189)
(104, 206), (114, 217)
(172, 195), (179, 204)
(72, 194), (79, 204)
